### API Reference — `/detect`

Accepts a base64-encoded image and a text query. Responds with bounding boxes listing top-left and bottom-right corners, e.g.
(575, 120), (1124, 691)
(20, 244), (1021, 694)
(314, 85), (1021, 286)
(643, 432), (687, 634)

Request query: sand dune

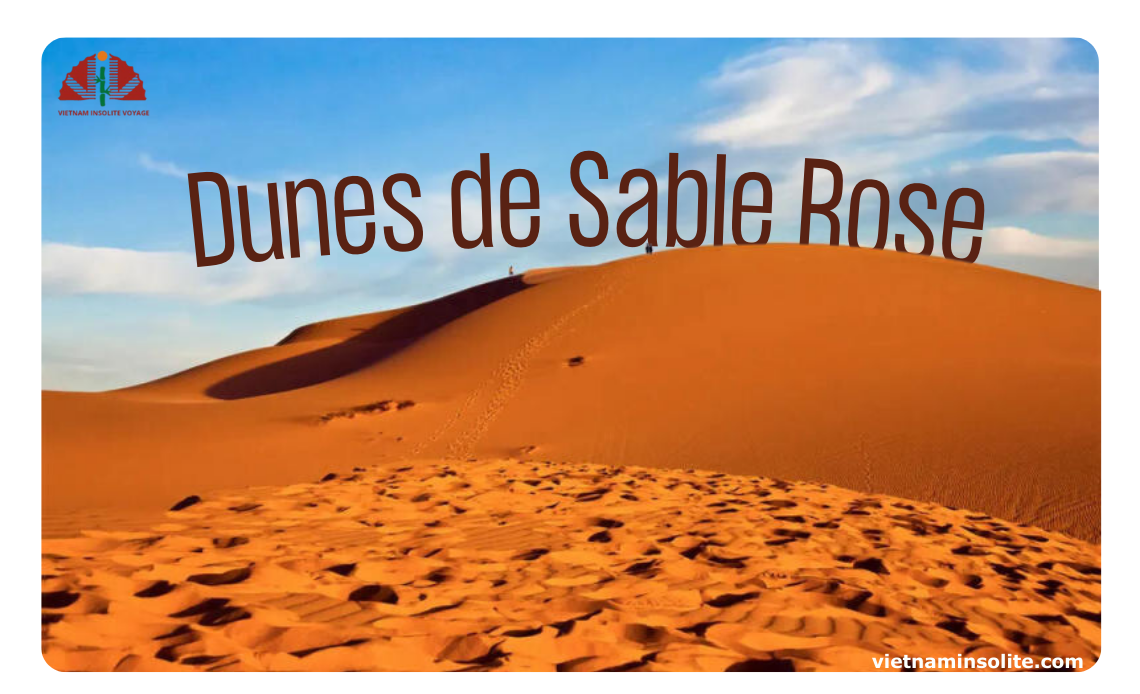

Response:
(42, 245), (1101, 671)
(43, 244), (1100, 541)
(42, 459), (1100, 671)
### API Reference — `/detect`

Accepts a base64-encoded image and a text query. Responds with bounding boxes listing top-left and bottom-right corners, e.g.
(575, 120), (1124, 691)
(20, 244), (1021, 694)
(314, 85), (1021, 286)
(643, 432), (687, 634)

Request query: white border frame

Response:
(8, 1), (1135, 689)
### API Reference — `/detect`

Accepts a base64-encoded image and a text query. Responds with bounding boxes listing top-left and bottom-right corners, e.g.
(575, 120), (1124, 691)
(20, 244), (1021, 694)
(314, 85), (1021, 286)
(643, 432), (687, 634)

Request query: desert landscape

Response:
(42, 244), (1101, 671)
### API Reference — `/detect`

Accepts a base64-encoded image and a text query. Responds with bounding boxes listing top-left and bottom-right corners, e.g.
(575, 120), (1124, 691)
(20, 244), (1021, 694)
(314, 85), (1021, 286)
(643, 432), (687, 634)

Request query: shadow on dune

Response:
(205, 276), (528, 400)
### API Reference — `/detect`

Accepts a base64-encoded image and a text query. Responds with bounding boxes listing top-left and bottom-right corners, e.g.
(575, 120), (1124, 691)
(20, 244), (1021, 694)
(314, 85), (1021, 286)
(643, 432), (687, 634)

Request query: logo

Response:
(59, 51), (146, 105)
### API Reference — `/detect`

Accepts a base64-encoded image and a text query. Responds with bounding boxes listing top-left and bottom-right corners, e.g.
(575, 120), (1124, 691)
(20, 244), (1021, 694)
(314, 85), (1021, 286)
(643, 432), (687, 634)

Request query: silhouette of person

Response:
(508, 265), (514, 276)
(645, 243), (654, 255)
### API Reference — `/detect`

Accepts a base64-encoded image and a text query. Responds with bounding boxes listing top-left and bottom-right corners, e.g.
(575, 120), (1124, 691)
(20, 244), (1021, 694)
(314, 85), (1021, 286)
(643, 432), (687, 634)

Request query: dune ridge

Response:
(42, 245), (1101, 671)
(43, 244), (1100, 541)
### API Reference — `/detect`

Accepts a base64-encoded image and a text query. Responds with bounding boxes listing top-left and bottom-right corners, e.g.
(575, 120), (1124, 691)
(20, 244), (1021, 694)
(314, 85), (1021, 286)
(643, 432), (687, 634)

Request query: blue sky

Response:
(42, 38), (1099, 390)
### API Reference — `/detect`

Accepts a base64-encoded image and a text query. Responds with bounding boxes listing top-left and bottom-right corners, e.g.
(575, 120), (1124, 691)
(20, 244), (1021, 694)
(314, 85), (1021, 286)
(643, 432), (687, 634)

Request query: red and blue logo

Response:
(59, 51), (146, 105)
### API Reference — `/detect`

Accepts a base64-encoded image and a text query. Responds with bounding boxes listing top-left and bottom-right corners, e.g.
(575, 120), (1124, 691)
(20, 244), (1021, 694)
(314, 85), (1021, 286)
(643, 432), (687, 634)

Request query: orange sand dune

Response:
(43, 244), (1100, 541)
(42, 460), (1100, 672)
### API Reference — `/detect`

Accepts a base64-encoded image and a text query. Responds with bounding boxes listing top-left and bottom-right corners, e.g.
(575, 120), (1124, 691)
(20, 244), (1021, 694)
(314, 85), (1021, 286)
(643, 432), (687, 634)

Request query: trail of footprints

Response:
(412, 269), (624, 461)
(444, 275), (619, 460)
(42, 459), (1100, 671)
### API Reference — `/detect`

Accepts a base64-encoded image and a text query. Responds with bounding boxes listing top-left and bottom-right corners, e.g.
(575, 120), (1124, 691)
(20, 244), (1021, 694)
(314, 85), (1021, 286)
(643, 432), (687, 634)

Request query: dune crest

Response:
(43, 245), (1100, 542)
(42, 246), (1101, 671)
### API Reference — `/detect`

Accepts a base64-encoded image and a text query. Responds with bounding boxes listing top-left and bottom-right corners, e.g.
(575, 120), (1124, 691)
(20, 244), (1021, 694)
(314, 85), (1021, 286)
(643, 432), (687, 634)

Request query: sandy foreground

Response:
(42, 458), (1100, 672)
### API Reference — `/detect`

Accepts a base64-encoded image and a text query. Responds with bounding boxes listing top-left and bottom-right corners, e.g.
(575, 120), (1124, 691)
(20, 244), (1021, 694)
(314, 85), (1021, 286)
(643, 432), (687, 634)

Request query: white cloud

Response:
(414, 192), (509, 259)
(936, 151), (1098, 216)
(43, 331), (241, 392)
(683, 40), (1098, 268)
(692, 40), (1096, 152)
(42, 242), (323, 304)
(139, 152), (268, 196)
(983, 226), (1098, 258)
(138, 152), (187, 178)
(1075, 125), (1099, 147)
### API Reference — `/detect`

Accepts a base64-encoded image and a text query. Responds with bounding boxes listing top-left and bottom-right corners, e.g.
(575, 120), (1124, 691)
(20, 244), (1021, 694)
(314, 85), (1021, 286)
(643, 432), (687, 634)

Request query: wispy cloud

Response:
(683, 39), (1098, 288)
(939, 152), (1097, 216)
(139, 153), (268, 196)
(42, 242), (325, 304)
(691, 40), (1096, 152)
(138, 152), (188, 178)
(983, 226), (1098, 258)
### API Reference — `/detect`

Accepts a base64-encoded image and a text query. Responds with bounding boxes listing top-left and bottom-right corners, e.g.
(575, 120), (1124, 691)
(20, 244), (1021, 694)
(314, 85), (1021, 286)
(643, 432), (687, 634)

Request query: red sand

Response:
(41, 244), (1101, 671)
(43, 244), (1100, 541)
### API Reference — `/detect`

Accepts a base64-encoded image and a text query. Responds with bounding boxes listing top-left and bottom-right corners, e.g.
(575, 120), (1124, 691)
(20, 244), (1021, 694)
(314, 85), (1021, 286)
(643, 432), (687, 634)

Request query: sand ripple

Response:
(42, 459), (1100, 671)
